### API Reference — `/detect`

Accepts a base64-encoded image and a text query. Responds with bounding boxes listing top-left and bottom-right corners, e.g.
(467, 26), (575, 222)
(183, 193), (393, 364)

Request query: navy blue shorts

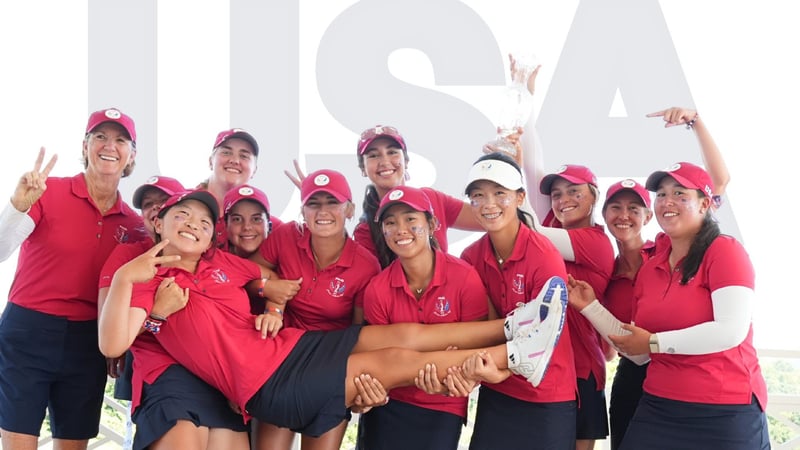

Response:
(112, 351), (134, 401)
(576, 373), (609, 440)
(609, 357), (647, 450)
(469, 386), (576, 450)
(0, 303), (106, 439)
(245, 326), (361, 437)
(620, 393), (770, 450)
(357, 399), (463, 449)
(132, 364), (248, 450)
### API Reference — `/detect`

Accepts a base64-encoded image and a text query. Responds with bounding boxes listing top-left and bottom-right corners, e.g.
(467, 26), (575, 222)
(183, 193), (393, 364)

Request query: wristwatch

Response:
(648, 333), (659, 354)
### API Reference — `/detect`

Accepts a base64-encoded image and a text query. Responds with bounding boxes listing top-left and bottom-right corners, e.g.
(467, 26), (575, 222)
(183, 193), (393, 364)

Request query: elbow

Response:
(98, 336), (127, 359)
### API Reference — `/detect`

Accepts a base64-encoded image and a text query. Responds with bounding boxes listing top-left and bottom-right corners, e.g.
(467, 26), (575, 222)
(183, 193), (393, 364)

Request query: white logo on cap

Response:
(146, 176), (159, 184)
(668, 163), (682, 171)
(232, 128), (245, 133)
(314, 174), (330, 186)
(388, 190), (404, 201)
(374, 126), (384, 134)
(621, 179), (636, 188)
(105, 109), (121, 119)
(556, 165), (568, 173)
(238, 186), (254, 196)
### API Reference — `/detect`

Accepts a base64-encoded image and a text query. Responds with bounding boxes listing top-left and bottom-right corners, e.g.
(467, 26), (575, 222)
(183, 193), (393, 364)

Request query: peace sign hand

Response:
(11, 147), (58, 212)
(116, 240), (181, 285)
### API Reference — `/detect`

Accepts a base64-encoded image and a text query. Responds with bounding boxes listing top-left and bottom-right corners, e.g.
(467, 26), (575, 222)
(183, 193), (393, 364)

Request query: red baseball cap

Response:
(540, 164), (598, 195)
(356, 125), (407, 155)
(605, 179), (651, 209)
(132, 176), (185, 209)
(158, 189), (220, 224)
(223, 184), (270, 217)
(645, 162), (714, 199)
(86, 108), (136, 143)
(375, 186), (435, 222)
(301, 169), (352, 204)
(213, 128), (260, 156)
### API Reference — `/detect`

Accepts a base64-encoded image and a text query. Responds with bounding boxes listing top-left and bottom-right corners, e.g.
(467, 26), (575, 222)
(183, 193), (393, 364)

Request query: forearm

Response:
(580, 300), (649, 365)
(520, 110), (551, 220)
(655, 286), (752, 355)
(693, 116), (730, 197)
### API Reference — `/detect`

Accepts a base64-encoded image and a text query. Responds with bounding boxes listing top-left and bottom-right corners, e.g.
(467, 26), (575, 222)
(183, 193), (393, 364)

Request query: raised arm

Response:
(646, 107), (730, 202)
(0, 147), (57, 261)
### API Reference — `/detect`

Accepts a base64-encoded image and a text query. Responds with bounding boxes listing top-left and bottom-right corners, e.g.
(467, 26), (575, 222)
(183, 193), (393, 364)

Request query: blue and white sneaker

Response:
(504, 276), (566, 340)
(505, 276), (567, 387)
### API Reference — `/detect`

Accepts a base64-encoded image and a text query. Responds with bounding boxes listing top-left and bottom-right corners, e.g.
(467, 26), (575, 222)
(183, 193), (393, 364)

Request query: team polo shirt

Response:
(633, 235), (767, 408)
(130, 250), (305, 418)
(361, 250), (488, 417)
(98, 238), (181, 411)
(354, 187), (465, 255)
(9, 173), (146, 320)
(261, 222), (381, 331)
(603, 241), (655, 324)
(99, 239), (155, 289)
(562, 225), (614, 389)
(461, 225), (577, 403)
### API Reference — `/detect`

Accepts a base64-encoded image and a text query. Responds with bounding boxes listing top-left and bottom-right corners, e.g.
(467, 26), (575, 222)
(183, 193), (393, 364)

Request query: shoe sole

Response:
(527, 277), (568, 386)
(508, 275), (563, 338)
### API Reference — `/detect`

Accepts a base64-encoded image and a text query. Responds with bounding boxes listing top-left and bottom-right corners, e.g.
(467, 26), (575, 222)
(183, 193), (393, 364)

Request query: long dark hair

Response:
(468, 152), (536, 229)
(680, 212), (720, 284)
(359, 184), (396, 268)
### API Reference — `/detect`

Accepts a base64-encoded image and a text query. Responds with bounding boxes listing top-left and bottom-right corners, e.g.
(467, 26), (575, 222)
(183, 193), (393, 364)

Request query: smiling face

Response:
(156, 199), (215, 257)
(360, 137), (407, 193)
(549, 178), (596, 229)
(82, 122), (136, 178)
(603, 190), (652, 244)
(226, 200), (268, 257)
(467, 180), (524, 233)
(209, 137), (257, 188)
(654, 176), (710, 239)
(302, 192), (353, 239)
(139, 188), (172, 238)
(380, 203), (433, 259)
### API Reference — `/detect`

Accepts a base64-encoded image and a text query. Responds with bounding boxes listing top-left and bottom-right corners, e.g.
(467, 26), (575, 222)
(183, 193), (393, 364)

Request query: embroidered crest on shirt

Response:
(115, 225), (129, 243)
(210, 269), (229, 284)
(433, 296), (452, 317)
(327, 277), (346, 297)
(512, 274), (525, 295)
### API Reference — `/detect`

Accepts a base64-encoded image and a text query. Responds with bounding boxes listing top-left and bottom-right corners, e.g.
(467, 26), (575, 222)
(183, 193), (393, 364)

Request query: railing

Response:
(35, 349), (800, 449)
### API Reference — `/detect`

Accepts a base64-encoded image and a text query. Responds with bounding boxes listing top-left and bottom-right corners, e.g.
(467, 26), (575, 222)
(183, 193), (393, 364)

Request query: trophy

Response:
(487, 53), (540, 156)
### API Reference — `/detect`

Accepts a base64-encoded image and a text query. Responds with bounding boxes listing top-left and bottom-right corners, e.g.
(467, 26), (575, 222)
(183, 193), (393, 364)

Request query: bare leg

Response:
(0, 430), (38, 450)
(149, 420), (208, 450)
(300, 420), (349, 450)
(344, 345), (509, 406)
(254, 421), (295, 450)
(52, 439), (90, 450)
(576, 439), (596, 450)
(351, 319), (506, 354)
(206, 428), (249, 450)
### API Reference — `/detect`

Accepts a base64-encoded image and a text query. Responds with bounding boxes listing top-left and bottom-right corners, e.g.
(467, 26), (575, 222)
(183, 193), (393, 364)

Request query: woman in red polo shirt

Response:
(357, 186), (489, 450)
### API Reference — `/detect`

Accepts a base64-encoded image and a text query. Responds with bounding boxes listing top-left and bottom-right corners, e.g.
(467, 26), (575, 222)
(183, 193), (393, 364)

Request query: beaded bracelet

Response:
(264, 306), (283, 316)
(143, 317), (163, 335)
(258, 277), (269, 297)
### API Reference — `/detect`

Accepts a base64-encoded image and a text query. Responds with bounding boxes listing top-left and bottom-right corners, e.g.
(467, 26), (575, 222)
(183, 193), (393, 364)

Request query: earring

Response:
(404, 169), (410, 181)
